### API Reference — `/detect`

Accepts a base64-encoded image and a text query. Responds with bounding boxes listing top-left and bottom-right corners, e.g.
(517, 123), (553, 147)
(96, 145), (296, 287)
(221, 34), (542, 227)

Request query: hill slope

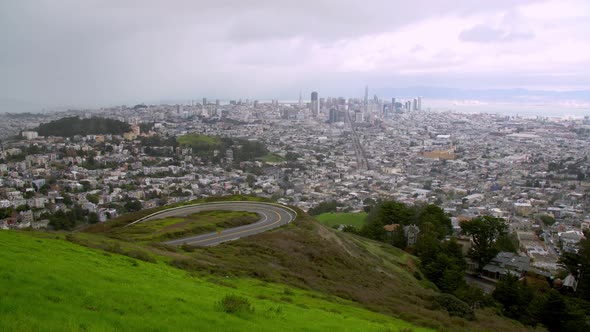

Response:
(0, 230), (427, 332)
(75, 206), (532, 331)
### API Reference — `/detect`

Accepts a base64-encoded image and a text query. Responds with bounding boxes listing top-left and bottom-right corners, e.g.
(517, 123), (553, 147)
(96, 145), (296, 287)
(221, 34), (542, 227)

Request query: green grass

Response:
(176, 133), (222, 148)
(258, 153), (285, 163)
(0, 230), (429, 332)
(108, 210), (258, 242)
(316, 212), (367, 228)
(14, 197), (530, 331)
(82, 195), (272, 234)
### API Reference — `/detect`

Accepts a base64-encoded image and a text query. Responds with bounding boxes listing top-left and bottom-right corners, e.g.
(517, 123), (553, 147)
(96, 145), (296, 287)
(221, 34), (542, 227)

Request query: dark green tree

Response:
(461, 216), (507, 269)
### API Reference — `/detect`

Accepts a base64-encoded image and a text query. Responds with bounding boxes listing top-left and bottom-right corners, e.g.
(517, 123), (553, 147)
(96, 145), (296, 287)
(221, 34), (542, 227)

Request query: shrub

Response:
(180, 243), (197, 252)
(218, 294), (253, 314)
(169, 258), (202, 271)
(125, 249), (156, 263)
(432, 293), (475, 320)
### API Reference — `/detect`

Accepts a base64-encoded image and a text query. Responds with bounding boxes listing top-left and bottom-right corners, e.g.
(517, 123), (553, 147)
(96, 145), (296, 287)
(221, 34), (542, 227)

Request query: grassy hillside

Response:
(2, 197), (533, 331)
(72, 208), (531, 331)
(316, 212), (367, 228)
(108, 210), (258, 242)
(0, 230), (428, 332)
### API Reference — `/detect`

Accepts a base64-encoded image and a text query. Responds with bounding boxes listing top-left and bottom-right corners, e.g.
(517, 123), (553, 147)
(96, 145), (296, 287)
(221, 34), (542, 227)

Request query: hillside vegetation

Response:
(316, 212), (367, 228)
(2, 195), (534, 331)
(37, 116), (130, 137)
(72, 202), (532, 331)
(108, 210), (259, 242)
(0, 230), (426, 332)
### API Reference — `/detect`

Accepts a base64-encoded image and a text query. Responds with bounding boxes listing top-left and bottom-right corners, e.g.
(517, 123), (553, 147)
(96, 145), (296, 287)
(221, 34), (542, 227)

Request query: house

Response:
(482, 252), (530, 280)
(404, 224), (420, 246)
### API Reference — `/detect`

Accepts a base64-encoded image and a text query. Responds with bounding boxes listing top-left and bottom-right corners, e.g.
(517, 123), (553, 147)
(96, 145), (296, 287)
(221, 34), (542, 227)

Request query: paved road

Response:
(127, 201), (297, 246)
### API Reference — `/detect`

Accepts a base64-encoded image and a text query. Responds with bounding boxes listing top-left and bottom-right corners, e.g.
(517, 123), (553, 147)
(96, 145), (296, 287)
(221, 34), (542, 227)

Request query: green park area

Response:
(315, 212), (367, 228)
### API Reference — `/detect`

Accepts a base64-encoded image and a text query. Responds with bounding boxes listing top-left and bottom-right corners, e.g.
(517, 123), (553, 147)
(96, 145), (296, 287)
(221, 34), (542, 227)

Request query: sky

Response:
(1, 0), (590, 110)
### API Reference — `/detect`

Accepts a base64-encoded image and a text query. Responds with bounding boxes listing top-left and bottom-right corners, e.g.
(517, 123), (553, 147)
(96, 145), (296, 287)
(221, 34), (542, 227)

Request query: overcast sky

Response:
(1, 0), (589, 108)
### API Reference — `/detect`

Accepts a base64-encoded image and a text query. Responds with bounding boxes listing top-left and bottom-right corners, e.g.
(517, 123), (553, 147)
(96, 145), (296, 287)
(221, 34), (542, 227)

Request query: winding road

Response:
(127, 201), (297, 246)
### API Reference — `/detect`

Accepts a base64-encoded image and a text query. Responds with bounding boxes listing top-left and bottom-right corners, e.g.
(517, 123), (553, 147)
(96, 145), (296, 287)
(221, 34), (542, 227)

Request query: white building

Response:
(21, 131), (38, 140)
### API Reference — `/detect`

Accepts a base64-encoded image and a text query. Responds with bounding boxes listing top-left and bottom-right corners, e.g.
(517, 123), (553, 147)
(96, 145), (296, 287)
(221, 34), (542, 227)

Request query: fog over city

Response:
(1, 0), (589, 114)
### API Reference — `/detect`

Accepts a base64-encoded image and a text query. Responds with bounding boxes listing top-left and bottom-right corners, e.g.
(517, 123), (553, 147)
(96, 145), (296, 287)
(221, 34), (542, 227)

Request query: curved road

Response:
(127, 201), (297, 246)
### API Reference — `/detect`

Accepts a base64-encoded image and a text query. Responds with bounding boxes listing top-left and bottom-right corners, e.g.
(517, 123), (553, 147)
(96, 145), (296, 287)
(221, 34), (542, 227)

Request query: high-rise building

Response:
(298, 90), (303, 108)
(311, 91), (319, 117)
(417, 97), (422, 111)
(202, 97), (207, 106)
(364, 85), (369, 112)
(412, 98), (418, 111)
(329, 108), (338, 124)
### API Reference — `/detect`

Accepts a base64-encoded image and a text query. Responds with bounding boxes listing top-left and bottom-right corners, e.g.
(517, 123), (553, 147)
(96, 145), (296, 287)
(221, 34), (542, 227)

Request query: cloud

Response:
(459, 24), (534, 42)
(0, 0), (588, 108)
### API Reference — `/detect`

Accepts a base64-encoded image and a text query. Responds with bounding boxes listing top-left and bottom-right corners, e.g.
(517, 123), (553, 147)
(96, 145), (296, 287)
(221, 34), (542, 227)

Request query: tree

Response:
(538, 290), (567, 332)
(246, 174), (256, 187)
(391, 228), (407, 249)
(285, 151), (300, 161)
(461, 216), (507, 269)
(418, 236), (467, 293)
(361, 201), (412, 241)
(539, 214), (556, 226)
(124, 200), (142, 212)
(559, 231), (590, 300)
(86, 193), (99, 204)
(308, 201), (340, 216)
(87, 212), (100, 224)
(494, 233), (519, 253)
(62, 194), (73, 206)
(414, 204), (452, 239)
(493, 275), (534, 320)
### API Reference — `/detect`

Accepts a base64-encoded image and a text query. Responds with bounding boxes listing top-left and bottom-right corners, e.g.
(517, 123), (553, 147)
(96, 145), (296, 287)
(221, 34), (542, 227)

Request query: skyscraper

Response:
(417, 97), (422, 111)
(364, 85), (369, 113)
(329, 108), (338, 124)
(311, 91), (319, 117)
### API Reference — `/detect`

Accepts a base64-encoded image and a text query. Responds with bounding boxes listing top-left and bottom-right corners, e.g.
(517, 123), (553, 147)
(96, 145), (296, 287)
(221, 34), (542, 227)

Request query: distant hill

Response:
(37, 116), (130, 137)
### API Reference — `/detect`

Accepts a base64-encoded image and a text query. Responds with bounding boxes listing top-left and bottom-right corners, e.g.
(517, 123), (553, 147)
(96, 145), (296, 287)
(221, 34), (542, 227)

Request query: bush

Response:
(218, 294), (254, 314)
(125, 249), (156, 263)
(432, 293), (475, 320)
(169, 258), (203, 271)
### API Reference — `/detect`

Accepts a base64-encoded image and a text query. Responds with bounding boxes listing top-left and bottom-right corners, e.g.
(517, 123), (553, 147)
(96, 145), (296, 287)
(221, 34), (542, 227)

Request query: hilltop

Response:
(36, 116), (130, 137)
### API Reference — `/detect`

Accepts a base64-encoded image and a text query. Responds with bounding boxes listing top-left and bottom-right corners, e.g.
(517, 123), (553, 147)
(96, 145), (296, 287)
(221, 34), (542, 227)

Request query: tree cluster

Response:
(307, 200), (342, 216)
(47, 205), (99, 230)
(37, 116), (131, 137)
